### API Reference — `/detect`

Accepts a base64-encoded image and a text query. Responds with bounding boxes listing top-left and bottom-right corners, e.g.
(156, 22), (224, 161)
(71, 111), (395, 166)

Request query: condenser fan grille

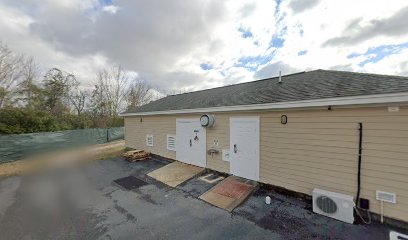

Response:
(316, 195), (338, 214)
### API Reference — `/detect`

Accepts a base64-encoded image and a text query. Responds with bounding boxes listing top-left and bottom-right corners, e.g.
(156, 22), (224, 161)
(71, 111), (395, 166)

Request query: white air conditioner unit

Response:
(313, 188), (355, 224)
(390, 231), (408, 240)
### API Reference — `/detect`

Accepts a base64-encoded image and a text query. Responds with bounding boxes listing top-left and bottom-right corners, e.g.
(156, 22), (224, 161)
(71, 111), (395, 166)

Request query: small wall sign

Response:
(194, 129), (199, 141)
(388, 106), (399, 112)
(222, 149), (230, 161)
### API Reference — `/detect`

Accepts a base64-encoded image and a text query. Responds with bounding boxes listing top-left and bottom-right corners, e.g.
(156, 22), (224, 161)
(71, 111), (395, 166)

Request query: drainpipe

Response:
(354, 122), (371, 224)
(356, 122), (363, 204)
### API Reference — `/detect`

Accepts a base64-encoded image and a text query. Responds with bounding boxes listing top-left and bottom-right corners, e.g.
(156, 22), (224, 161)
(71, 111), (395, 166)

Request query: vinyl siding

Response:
(125, 115), (177, 159)
(124, 106), (408, 222)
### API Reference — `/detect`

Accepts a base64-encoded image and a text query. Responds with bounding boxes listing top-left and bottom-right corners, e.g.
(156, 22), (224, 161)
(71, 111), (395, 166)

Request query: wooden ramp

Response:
(199, 176), (258, 212)
(147, 161), (204, 187)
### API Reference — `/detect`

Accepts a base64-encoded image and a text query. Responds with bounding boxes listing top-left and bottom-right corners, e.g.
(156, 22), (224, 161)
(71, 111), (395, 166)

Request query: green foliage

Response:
(42, 68), (74, 116)
(0, 64), (124, 134)
(109, 116), (124, 128)
(0, 107), (55, 134)
(0, 87), (7, 101)
(0, 107), (118, 134)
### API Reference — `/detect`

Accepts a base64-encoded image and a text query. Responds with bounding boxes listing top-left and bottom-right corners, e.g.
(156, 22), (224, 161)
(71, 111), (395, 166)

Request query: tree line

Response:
(0, 42), (159, 134)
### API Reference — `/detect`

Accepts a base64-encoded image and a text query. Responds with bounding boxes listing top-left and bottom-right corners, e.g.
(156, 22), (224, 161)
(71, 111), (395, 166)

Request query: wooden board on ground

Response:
(147, 161), (204, 187)
(123, 150), (151, 162)
(199, 176), (258, 212)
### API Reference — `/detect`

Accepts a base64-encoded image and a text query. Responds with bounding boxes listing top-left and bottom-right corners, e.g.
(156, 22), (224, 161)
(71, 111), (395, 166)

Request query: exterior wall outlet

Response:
(359, 198), (370, 210)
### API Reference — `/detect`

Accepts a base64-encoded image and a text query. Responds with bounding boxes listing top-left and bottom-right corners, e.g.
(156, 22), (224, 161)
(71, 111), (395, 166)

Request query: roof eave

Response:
(120, 92), (408, 117)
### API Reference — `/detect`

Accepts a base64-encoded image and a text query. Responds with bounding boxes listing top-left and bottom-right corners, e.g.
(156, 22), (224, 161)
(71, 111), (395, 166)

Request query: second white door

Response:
(230, 117), (260, 181)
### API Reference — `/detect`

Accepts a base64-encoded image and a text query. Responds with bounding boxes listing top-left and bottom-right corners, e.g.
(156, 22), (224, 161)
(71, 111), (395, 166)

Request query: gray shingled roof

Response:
(123, 69), (408, 113)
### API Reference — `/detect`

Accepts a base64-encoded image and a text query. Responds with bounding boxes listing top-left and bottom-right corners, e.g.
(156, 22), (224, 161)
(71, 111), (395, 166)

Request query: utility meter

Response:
(200, 114), (215, 128)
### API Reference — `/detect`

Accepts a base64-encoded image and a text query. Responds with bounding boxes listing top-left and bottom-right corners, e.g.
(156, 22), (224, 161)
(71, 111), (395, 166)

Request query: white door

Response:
(230, 117), (260, 181)
(176, 119), (206, 167)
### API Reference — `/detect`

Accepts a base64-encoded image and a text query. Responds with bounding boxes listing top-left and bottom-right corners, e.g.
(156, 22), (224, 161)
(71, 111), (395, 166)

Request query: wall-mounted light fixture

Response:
(281, 115), (288, 124)
(140, 117), (143, 123)
(328, 105), (332, 111)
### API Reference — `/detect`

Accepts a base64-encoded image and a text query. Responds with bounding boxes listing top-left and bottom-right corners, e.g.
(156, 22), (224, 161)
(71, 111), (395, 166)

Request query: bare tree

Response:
(69, 84), (88, 116)
(15, 57), (41, 108)
(95, 65), (129, 115)
(89, 72), (110, 127)
(0, 42), (24, 108)
(126, 79), (154, 110)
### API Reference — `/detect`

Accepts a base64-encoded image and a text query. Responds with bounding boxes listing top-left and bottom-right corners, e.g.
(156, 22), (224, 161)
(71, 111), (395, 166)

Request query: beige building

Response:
(121, 70), (408, 223)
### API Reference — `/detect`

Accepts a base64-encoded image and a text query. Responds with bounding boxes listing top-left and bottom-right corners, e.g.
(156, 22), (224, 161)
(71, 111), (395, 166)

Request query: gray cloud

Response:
(398, 62), (408, 76)
(145, 71), (204, 92)
(254, 61), (300, 79)
(2, 0), (408, 93)
(323, 7), (408, 47)
(329, 64), (353, 72)
(289, 0), (320, 14)
(26, 0), (227, 90)
(240, 3), (257, 18)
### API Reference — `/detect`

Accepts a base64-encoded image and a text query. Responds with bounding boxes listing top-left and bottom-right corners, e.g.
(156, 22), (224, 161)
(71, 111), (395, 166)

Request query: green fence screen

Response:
(0, 127), (124, 164)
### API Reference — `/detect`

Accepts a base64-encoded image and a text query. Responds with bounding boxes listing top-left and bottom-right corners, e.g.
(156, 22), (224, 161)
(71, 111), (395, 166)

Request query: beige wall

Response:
(124, 106), (408, 222)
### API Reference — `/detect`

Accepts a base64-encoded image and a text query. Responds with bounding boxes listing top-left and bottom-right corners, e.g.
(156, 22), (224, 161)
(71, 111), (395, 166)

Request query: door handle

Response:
(234, 144), (237, 153)
(190, 139), (192, 147)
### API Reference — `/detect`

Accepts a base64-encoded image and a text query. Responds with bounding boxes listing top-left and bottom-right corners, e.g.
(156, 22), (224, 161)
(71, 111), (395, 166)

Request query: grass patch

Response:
(95, 146), (126, 160)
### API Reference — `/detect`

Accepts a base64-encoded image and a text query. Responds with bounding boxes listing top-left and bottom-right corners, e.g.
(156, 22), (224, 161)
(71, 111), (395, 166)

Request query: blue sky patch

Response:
(347, 52), (360, 58)
(298, 50), (307, 56)
(200, 63), (213, 71)
(235, 53), (276, 72)
(348, 42), (408, 66)
(99, 0), (113, 5)
(274, 0), (282, 15)
(271, 37), (285, 48)
(238, 27), (253, 38)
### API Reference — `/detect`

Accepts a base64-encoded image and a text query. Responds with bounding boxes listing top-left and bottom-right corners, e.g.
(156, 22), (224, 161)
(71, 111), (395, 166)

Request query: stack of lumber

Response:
(123, 150), (151, 162)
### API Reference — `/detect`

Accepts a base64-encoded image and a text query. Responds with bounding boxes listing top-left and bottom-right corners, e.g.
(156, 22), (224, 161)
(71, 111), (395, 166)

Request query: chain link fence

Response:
(0, 127), (124, 164)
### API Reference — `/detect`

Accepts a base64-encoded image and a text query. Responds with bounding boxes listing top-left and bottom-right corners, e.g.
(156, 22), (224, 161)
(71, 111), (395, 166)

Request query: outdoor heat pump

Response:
(313, 188), (355, 224)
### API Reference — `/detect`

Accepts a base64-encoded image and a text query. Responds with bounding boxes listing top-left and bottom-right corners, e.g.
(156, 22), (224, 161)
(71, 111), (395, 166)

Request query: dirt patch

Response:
(256, 209), (326, 240)
(257, 209), (306, 231)
(0, 141), (125, 178)
(257, 183), (312, 201)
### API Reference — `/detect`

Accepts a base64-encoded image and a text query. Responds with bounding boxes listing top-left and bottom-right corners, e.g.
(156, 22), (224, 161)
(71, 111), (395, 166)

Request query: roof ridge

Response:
(123, 69), (408, 114)
(167, 70), (308, 97)
(320, 69), (408, 79)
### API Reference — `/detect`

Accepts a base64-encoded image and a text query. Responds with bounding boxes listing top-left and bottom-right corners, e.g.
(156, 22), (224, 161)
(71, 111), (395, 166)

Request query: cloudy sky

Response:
(1, 0), (408, 91)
